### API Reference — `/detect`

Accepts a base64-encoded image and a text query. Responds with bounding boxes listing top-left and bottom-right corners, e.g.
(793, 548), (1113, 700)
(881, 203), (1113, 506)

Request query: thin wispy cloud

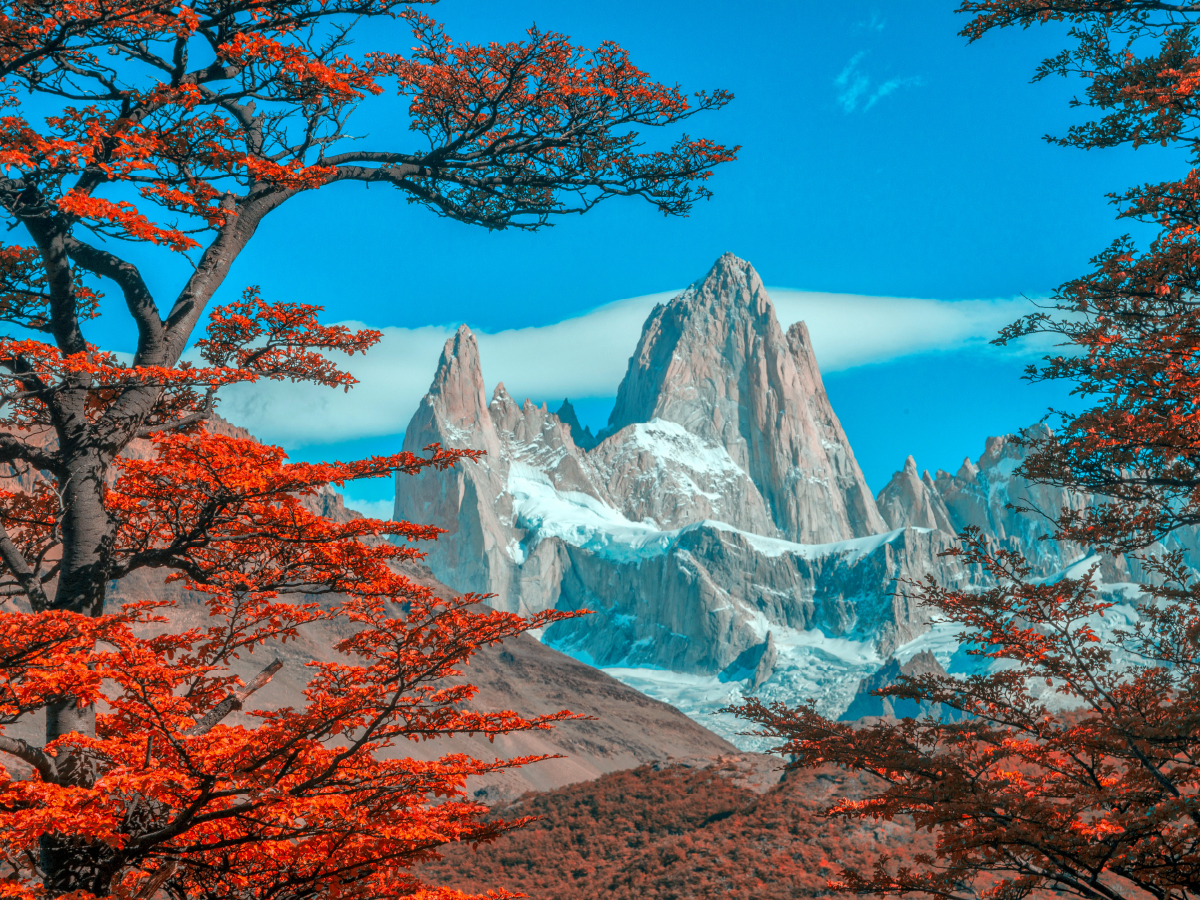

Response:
(866, 75), (924, 110)
(216, 288), (1043, 448)
(835, 52), (871, 113)
(856, 13), (886, 32)
(835, 52), (922, 113)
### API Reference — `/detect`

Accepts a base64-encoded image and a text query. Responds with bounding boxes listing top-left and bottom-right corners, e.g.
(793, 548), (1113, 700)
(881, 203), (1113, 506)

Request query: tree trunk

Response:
(40, 447), (117, 894)
(54, 444), (117, 620)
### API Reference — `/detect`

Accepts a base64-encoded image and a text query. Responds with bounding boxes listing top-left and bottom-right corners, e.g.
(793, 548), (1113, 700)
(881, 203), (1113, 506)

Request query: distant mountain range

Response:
(394, 253), (1191, 746)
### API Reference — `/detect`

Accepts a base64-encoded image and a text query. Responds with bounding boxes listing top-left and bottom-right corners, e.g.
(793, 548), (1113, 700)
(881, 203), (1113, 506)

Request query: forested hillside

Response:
(422, 759), (932, 899)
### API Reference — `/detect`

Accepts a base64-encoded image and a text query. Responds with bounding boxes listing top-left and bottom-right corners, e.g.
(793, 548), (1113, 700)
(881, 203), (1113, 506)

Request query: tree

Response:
(730, 4), (1200, 900)
(0, 0), (734, 625)
(2, 427), (580, 899)
(0, 1), (735, 896)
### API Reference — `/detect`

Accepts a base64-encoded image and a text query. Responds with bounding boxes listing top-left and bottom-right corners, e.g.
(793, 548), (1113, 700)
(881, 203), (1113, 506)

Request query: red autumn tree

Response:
(3, 427), (581, 899)
(731, 5), (1200, 900)
(0, 0), (735, 896)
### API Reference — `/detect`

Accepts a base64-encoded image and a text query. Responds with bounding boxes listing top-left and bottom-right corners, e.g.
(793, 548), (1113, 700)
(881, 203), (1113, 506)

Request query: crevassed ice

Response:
(598, 619), (885, 751)
(703, 519), (923, 562)
(588, 553), (1149, 749)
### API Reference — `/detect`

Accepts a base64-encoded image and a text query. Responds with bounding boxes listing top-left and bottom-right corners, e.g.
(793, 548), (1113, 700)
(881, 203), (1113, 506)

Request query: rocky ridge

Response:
(839, 650), (955, 722)
(874, 429), (1200, 586)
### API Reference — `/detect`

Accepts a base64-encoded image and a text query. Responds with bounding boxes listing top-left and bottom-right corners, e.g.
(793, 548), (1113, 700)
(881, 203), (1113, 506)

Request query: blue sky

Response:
(89, 1), (1188, 514)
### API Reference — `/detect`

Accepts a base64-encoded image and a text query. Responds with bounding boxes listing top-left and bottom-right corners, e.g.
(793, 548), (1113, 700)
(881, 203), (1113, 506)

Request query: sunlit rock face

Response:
(604, 252), (884, 544)
(395, 256), (916, 638)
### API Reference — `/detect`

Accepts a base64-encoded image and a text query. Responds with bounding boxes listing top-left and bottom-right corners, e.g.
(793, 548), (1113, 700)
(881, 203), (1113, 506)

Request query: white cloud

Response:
(215, 286), (1040, 448)
(835, 52), (922, 113)
(769, 289), (1034, 371)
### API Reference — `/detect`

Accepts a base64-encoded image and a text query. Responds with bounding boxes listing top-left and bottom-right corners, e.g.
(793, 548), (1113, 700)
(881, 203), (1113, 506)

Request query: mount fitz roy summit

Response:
(394, 253), (1149, 745)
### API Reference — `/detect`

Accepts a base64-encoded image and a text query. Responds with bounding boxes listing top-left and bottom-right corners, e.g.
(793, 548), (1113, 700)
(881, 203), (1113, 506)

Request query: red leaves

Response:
(362, 13), (736, 225)
(197, 286), (381, 390)
(730, 10), (1200, 887)
(0, 427), (580, 900)
(0, 0), (732, 260)
(57, 193), (198, 253)
(0, 284), (383, 430)
(0, 1), (732, 895)
(424, 762), (937, 900)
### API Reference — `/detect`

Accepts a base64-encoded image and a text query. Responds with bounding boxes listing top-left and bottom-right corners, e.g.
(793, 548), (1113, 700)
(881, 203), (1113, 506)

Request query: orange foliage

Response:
(0, 0), (734, 895)
(0, 0), (734, 627)
(0, 427), (583, 900)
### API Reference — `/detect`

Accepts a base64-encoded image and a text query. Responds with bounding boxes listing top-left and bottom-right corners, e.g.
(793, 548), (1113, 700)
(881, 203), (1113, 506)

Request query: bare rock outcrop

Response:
(540, 524), (959, 676)
(395, 326), (525, 610)
(589, 419), (774, 533)
(554, 399), (598, 451)
(839, 650), (955, 721)
(603, 253), (885, 544)
(877, 455), (954, 534)
(876, 427), (1146, 580)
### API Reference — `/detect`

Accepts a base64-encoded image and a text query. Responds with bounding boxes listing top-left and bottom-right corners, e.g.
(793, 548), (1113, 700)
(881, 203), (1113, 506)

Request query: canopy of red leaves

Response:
(421, 760), (936, 900)
(0, 0), (735, 897)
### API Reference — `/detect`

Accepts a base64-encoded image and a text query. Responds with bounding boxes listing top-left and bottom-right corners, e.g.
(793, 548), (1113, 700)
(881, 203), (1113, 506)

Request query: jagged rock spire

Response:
(604, 252), (885, 543)
(554, 398), (597, 451)
(877, 455), (955, 534)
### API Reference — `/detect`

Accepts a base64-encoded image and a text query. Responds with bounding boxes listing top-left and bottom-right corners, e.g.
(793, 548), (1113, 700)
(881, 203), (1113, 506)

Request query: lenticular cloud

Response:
(216, 287), (1035, 447)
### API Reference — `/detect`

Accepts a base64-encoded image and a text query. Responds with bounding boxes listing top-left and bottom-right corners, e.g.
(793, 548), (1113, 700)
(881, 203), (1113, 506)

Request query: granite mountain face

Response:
(394, 253), (1142, 744)
(602, 253), (885, 543)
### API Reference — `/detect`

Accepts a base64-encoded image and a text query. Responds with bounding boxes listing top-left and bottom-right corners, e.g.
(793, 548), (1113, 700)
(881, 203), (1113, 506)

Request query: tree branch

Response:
(186, 658), (283, 737)
(0, 735), (56, 782)
(160, 190), (291, 364)
(135, 390), (214, 438)
(0, 524), (49, 611)
(0, 433), (60, 472)
(63, 237), (164, 366)
(18, 199), (87, 356)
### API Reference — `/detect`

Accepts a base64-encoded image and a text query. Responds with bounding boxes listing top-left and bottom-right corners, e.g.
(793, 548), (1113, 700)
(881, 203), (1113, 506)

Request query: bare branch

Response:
(63, 237), (164, 366)
(0, 735), (56, 782)
(135, 390), (214, 438)
(0, 524), (49, 611)
(0, 433), (60, 472)
(135, 861), (178, 900)
(186, 658), (283, 737)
